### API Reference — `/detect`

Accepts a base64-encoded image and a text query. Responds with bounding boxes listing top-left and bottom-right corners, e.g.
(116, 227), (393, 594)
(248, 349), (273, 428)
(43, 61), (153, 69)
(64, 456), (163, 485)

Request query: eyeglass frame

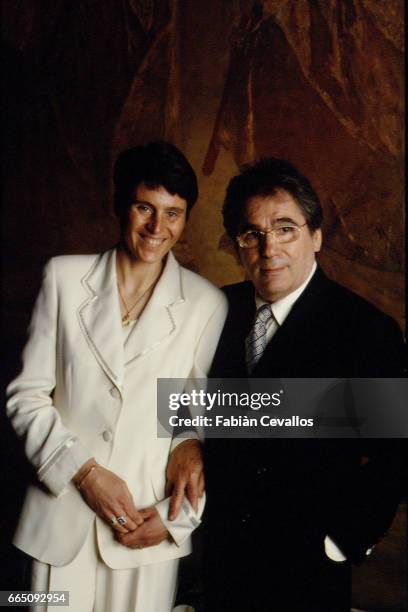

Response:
(236, 222), (308, 249)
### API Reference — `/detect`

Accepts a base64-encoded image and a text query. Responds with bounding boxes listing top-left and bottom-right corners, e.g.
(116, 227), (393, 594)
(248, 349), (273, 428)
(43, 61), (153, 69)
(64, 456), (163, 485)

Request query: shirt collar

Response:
(255, 261), (317, 326)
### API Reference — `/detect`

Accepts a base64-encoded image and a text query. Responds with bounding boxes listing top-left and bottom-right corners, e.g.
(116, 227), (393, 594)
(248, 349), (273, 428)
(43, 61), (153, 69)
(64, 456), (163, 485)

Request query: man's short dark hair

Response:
(223, 157), (323, 238)
(113, 141), (198, 222)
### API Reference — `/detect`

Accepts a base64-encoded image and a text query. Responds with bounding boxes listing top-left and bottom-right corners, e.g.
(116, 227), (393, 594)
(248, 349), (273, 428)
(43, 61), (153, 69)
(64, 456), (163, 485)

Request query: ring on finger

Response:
(110, 516), (118, 525)
(116, 515), (127, 526)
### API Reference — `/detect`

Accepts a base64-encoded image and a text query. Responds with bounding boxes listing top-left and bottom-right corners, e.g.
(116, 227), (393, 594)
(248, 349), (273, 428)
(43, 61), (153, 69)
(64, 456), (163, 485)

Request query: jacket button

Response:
(102, 430), (113, 442)
(109, 387), (120, 399)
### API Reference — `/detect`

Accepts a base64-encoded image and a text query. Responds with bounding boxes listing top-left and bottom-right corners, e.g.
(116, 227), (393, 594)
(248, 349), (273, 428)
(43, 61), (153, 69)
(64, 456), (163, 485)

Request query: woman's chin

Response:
(125, 243), (169, 264)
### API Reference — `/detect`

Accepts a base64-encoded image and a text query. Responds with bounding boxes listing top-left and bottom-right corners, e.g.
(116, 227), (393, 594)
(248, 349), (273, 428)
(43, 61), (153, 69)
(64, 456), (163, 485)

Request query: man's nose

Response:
(260, 232), (280, 258)
(146, 213), (163, 234)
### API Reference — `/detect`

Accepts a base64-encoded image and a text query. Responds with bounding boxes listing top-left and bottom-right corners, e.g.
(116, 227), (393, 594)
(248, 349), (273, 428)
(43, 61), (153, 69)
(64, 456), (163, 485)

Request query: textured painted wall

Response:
(202, 0), (404, 326)
(1, 0), (405, 605)
(2, 0), (404, 342)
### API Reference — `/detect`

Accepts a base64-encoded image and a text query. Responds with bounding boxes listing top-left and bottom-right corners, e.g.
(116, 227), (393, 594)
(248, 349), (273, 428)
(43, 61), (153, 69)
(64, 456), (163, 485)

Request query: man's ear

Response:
(313, 228), (322, 253)
(219, 233), (242, 265)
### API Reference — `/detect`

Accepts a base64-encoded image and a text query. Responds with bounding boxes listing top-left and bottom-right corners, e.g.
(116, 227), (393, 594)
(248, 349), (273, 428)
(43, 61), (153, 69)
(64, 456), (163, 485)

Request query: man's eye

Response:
(275, 226), (296, 236)
(167, 210), (179, 218)
(242, 231), (261, 243)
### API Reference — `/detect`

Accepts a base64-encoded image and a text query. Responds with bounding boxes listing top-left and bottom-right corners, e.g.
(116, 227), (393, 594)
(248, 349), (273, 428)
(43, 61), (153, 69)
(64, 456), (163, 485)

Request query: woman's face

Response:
(122, 183), (187, 265)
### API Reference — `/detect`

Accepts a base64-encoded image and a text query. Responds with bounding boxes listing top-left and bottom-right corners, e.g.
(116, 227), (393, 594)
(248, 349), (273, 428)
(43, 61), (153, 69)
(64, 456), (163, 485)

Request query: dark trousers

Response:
(202, 523), (351, 612)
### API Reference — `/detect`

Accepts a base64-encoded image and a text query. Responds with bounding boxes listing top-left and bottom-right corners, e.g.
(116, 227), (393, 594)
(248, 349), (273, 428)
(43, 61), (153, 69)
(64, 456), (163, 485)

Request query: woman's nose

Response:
(146, 213), (163, 234)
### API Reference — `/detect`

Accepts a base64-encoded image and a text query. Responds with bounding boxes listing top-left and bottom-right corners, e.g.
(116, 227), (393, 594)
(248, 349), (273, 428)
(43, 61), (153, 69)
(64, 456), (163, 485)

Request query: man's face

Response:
(237, 189), (322, 302)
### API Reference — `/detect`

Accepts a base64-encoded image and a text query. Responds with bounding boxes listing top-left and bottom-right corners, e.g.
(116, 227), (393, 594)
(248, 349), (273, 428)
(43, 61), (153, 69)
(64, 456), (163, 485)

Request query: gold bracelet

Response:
(76, 463), (98, 490)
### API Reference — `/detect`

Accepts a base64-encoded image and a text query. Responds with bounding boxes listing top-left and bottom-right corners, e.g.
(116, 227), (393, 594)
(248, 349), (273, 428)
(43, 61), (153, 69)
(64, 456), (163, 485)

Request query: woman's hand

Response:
(115, 506), (170, 548)
(74, 461), (144, 534)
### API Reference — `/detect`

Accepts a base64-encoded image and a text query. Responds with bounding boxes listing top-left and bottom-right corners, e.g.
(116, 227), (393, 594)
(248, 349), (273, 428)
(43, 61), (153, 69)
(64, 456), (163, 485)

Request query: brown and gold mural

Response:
(1, 0), (405, 606)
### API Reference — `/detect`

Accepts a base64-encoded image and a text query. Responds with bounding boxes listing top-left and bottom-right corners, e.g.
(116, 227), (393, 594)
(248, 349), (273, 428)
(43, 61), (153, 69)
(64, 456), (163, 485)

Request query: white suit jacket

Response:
(7, 249), (227, 568)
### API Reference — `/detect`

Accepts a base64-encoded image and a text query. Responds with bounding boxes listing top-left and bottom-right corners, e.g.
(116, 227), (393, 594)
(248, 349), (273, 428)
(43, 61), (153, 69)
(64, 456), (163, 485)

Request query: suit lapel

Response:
(210, 282), (255, 378)
(77, 249), (125, 389)
(123, 251), (184, 365)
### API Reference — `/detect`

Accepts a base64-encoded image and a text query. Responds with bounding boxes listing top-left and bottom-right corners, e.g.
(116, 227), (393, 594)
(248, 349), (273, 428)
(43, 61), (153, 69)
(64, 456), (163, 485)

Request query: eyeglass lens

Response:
(239, 225), (301, 247)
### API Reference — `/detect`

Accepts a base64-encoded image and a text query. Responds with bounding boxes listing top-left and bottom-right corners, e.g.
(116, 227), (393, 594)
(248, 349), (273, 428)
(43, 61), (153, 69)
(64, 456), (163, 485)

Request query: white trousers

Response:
(30, 523), (184, 612)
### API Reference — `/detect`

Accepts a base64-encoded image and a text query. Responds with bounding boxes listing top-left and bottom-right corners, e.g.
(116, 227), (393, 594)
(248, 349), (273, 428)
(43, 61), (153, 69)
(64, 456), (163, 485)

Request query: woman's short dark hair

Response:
(223, 157), (323, 239)
(113, 141), (198, 222)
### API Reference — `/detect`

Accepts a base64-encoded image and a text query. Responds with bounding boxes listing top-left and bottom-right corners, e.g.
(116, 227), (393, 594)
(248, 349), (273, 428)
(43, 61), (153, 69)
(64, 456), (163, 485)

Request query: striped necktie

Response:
(245, 304), (273, 373)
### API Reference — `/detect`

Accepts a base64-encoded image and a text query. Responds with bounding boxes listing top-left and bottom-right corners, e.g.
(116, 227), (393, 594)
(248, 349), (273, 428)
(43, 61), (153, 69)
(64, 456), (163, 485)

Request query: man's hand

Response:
(116, 506), (169, 548)
(75, 461), (144, 534)
(165, 439), (204, 520)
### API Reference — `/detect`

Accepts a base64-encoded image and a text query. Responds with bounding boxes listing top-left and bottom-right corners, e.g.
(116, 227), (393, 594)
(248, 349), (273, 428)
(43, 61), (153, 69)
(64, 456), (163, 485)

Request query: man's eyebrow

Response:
(240, 222), (259, 231)
(240, 216), (300, 230)
(274, 216), (299, 224)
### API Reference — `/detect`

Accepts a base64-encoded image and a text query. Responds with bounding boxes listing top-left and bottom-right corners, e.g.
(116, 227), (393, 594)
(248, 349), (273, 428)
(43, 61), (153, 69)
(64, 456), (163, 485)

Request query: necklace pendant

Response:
(122, 314), (130, 327)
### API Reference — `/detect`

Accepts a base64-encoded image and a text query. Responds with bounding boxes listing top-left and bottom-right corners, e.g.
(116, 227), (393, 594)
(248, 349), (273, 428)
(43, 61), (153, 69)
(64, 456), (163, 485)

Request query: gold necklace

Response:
(117, 278), (158, 327)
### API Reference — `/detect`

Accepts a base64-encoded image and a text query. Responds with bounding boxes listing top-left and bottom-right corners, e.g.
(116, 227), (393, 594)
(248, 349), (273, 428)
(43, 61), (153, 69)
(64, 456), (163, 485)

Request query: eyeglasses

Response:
(236, 223), (307, 249)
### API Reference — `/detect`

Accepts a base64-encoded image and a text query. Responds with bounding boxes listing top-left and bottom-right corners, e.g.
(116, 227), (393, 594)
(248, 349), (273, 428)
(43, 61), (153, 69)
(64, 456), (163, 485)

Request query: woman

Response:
(6, 142), (227, 611)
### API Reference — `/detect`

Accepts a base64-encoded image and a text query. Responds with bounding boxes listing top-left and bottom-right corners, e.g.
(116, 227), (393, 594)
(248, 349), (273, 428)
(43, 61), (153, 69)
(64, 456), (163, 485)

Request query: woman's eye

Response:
(136, 204), (152, 214)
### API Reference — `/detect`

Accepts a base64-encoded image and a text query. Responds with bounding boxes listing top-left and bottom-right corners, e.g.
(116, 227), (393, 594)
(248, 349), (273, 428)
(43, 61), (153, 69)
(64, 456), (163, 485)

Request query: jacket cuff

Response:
(37, 437), (93, 497)
(170, 433), (199, 454)
(155, 495), (205, 546)
(324, 535), (346, 562)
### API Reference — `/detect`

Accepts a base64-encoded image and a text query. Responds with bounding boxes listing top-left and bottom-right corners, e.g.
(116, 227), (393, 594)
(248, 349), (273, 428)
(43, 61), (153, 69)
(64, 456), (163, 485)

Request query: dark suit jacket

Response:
(203, 267), (406, 612)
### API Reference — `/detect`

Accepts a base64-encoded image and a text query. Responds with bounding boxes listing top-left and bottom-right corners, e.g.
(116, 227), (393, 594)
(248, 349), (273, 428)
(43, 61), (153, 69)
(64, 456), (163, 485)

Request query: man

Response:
(203, 158), (406, 611)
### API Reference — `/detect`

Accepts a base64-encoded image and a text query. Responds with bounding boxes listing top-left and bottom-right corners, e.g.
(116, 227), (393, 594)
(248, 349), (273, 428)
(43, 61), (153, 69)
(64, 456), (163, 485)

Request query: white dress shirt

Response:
(255, 261), (317, 343)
